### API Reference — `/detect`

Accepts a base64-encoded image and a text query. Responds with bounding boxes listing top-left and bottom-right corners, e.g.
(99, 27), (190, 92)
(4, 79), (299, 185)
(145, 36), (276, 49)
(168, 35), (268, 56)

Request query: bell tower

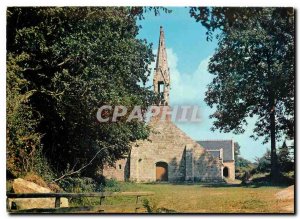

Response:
(154, 26), (170, 106)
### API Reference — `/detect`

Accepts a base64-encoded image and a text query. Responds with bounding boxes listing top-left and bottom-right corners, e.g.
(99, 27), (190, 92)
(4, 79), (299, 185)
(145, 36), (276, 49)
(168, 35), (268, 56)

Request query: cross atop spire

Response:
(154, 26), (170, 106)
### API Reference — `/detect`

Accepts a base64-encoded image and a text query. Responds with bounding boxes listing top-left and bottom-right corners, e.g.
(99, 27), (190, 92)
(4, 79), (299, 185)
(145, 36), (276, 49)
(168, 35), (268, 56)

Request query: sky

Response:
(137, 7), (270, 162)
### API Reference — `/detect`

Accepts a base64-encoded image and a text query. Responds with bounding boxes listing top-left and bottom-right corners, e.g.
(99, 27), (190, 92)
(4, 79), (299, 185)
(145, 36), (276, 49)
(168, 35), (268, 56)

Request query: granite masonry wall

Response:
(102, 116), (224, 183)
(129, 114), (223, 183)
(102, 158), (129, 181)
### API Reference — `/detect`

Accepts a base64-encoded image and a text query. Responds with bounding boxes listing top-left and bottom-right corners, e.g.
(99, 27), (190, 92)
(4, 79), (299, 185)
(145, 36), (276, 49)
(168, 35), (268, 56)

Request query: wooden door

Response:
(156, 162), (168, 181)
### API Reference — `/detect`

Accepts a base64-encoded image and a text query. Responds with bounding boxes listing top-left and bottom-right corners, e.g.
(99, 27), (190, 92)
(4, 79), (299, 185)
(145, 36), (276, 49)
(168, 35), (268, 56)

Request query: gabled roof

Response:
(207, 150), (222, 160)
(197, 140), (234, 161)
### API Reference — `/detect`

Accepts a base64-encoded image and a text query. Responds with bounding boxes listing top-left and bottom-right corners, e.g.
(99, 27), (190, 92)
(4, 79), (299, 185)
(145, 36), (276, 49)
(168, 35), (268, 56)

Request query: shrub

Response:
(104, 178), (121, 192)
(58, 177), (104, 206)
(59, 177), (97, 193)
(31, 146), (57, 183)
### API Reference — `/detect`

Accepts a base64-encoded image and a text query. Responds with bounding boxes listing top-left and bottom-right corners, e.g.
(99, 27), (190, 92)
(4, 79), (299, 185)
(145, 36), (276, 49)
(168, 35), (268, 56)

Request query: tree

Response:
(234, 142), (252, 170)
(278, 141), (294, 173)
(7, 52), (42, 175)
(190, 7), (294, 181)
(7, 7), (156, 178)
(254, 149), (271, 173)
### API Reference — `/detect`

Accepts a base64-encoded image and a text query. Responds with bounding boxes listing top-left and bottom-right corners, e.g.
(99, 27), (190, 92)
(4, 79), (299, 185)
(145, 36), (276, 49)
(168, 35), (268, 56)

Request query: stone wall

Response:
(102, 158), (129, 181)
(130, 112), (223, 183)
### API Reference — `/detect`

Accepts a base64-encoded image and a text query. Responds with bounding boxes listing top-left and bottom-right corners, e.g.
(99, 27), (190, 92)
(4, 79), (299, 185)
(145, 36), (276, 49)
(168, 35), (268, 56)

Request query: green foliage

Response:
(104, 178), (121, 192)
(250, 173), (293, 186)
(254, 150), (271, 173)
(278, 141), (294, 173)
(30, 146), (57, 183)
(234, 142), (240, 160)
(58, 177), (103, 206)
(240, 142), (295, 186)
(58, 177), (123, 206)
(190, 7), (294, 180)
(236, 157), (252, 169)
(233, 142), (253, 180)
(235, 164), (253, 181)
(59, 177), (101, 193)
(130, 7), (172, 20)
(6, 52), (42, 176)
(7, 7), (156, 178)
(57, 177), (122, 194)
(252, 141), (294, 176)
(234, 142), (252, 168)
(202, 8), (294, 141)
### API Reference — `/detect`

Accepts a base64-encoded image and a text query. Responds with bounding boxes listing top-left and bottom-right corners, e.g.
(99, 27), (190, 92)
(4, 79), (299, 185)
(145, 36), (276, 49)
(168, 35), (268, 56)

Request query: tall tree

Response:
(278, 141), (294, 173)
(7, 52), (42, 176)
(190, 7), (295, 181)
(254, 149), (271, 173)
(234, 142), (252, 168)
(7, 7), (156, 178)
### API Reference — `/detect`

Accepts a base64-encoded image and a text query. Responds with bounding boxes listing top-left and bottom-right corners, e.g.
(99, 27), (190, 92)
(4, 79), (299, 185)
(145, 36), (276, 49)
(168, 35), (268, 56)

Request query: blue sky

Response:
(137, 7), (269, 162)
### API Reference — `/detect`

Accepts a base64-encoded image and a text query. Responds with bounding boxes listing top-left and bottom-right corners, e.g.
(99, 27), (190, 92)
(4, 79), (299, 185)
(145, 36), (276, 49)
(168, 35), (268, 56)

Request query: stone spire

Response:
(153, 26), (170, 106)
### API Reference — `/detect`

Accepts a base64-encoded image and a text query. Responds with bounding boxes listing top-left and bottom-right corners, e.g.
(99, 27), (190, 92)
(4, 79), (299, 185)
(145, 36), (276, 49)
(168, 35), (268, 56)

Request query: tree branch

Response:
(51, 145), (115, 183)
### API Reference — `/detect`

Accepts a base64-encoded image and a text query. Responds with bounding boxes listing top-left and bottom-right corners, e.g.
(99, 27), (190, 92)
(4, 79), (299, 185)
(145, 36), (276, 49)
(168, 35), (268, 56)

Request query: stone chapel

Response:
(102, 26), (235, 182)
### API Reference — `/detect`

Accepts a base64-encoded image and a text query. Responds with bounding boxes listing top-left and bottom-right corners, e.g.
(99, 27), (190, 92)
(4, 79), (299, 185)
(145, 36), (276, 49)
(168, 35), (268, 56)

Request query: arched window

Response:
(223, 167), (229, 178)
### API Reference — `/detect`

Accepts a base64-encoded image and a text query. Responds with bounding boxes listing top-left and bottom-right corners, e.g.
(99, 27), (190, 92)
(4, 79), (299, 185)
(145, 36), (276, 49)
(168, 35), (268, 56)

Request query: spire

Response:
(153, 26), (170, 106)
(156, 26), (168, 70)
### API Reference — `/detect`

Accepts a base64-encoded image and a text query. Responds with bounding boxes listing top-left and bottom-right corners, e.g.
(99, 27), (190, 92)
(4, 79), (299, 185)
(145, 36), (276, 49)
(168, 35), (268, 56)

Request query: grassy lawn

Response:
(93, 182), (293, 213)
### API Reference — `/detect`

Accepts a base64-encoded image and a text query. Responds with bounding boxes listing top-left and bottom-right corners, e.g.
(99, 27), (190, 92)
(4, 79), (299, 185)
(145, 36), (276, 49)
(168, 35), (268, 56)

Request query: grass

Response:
(75, 181), (293, 213)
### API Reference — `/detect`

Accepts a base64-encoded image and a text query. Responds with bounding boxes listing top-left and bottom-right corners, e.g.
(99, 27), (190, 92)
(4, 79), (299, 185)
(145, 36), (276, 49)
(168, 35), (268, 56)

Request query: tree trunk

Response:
(270, 105), (278, 182)
(267, 54), (278, 183)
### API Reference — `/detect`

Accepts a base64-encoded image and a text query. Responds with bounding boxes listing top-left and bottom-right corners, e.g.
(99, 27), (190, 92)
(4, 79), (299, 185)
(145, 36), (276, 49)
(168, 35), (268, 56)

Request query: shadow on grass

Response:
(143, 199), (177, 213)
(199, 183), (242, 188)
(142, 181), (242, 188)
(141, 176), (293, 188)
(245, 174), (294, 188)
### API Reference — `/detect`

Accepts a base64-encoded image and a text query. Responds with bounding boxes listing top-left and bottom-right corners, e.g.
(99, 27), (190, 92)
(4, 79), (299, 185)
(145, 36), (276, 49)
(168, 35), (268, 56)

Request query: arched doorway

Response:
(223, 167), (229, 178)
(156, 162), (168, 182)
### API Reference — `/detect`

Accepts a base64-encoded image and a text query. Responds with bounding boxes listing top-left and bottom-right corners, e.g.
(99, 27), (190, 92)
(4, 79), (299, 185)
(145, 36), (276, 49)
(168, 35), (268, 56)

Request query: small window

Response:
(119, 164), (122, 170)
(158, 81), (164, 93)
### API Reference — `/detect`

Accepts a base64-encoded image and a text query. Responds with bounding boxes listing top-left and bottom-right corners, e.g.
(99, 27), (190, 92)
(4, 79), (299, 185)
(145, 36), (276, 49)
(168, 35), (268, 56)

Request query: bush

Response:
(30, 146), (57, 183)
(235, 166), (253, 180)
(59, 177), (100, 193)
(104, 179), (121, 192)
(58, 177), (104, 206)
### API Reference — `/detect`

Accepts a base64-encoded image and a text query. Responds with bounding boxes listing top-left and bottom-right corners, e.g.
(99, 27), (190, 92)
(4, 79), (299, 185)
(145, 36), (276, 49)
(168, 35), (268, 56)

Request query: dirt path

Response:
(275, 185), (294, 213)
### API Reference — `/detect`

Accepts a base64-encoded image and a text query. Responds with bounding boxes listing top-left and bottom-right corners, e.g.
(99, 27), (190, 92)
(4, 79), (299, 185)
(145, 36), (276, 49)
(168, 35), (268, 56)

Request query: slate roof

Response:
(197, 140), (234, 161)
(207, 150), (222, 159)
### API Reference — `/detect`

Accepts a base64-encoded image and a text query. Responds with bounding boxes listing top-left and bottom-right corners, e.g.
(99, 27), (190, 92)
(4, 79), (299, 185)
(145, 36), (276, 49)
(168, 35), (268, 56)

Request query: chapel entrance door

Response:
(156, 162), (168, 181)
